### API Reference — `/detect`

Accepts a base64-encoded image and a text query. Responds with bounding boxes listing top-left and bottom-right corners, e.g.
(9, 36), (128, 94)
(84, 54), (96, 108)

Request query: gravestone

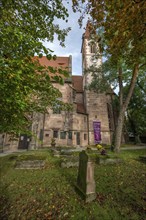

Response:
(76, 150), (96, 202)
(15, 160), (45, 169)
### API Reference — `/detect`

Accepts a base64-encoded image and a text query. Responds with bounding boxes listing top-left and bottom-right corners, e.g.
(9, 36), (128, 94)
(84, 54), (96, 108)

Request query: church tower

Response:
(81, 22), (115, 145)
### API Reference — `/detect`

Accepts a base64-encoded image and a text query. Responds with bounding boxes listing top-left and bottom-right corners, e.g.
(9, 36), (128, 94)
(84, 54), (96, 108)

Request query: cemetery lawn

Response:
(0, 149), (146, 220)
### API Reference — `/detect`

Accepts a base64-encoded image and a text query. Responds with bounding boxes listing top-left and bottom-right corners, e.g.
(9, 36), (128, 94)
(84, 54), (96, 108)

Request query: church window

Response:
(68, 131), (72, 140)
(53, 104), (61, 114)
(73, 90), (76, 101)
(53, 130), (58, 138)
(39, 129), (43, 141)
(84, 133), (87, 140)
(90, 44), (96, 53)
(60, 131), (66, 139)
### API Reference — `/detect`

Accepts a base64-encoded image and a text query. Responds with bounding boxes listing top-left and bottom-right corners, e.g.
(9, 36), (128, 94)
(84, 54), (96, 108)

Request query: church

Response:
(27, 23), (116, 149)
(1, 24), (116, 151)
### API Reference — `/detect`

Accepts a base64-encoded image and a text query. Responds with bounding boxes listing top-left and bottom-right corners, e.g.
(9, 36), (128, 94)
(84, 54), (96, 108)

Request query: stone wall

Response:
(75, 93), (84, 104)
(85, 91), (111, 145)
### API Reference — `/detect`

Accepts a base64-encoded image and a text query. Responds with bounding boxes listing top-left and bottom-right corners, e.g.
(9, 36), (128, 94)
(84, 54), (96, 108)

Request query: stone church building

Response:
(0, 24), (116, 151)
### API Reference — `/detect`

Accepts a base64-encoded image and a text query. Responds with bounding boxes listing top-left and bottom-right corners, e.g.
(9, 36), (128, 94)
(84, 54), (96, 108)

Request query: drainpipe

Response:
(87, 114), (90, 145)
(41, 112), (46, 148)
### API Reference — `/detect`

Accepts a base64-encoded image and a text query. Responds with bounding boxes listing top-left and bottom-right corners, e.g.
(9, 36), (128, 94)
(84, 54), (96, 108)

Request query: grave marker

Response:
(76, 150), (96, 202)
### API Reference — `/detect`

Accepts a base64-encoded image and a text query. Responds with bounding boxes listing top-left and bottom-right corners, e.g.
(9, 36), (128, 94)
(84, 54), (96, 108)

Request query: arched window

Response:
(90, 44), (96, 53)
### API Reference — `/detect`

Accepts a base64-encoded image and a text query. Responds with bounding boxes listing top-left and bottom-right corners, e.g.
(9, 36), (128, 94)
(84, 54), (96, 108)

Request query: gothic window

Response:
(84, 133), (87, 140)
(39, 129), (43, 141)
(68, 131), (72, 140)
(73, 90), (76, 102)
(90, 44), (96, 53)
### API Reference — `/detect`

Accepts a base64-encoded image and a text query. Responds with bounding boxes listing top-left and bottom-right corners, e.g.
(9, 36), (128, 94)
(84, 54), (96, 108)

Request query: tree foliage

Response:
(0, 0), (71, 134)
(72, 0), (146, 152)
(125, 74), (146, 143)
(73, 0), (146, 63)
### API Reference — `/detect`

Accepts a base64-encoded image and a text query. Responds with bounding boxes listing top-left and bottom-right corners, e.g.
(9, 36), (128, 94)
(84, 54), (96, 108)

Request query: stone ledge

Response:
(15, 160), (45, 169)
(96, 157), (123, 165)
(61, 161), (79, 168)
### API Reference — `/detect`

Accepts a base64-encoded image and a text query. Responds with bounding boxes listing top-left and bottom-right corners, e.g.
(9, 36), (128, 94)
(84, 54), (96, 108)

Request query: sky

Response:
(44, 1), (87, 76)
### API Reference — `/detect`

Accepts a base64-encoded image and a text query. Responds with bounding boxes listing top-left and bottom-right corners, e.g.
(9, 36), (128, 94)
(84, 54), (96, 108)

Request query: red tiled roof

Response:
(34, 56), (70, 69)
(77, 103), (86, 114)
(72, 76), (83, 92)
(33, 56), (72, 80)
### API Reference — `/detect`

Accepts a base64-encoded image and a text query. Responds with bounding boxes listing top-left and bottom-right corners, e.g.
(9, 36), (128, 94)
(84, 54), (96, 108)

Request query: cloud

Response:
(44, 1), (87, 76)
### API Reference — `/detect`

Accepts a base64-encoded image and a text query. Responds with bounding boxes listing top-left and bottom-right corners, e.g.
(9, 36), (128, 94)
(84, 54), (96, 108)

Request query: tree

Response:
(0, 0), (71, 135)
(72, 0), (146, 152)
(124, 74), (146, 144)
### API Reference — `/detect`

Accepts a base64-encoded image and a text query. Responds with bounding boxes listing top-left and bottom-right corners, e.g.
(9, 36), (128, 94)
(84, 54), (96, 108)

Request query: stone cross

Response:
(76, 150), (96, 202)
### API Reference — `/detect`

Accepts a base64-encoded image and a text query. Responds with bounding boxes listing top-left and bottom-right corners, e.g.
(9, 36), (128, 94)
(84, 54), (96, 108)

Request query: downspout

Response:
(110, 93), (116, 145)
(41, 112), (46, 148)
(87, 113), (90, 145)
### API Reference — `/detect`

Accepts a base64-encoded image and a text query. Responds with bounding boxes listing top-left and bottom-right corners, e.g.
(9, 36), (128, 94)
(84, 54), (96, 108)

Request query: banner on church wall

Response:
(93, 121), (101, 144)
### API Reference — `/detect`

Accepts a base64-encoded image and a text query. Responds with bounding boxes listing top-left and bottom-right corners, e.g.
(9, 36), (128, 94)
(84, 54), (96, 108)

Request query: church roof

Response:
(83, 21), (92, 39)
(81, 21), (97, 53)
(33, 56), (72, 81)
(34, 56), (71, 69)
(72, 76), (83, 92)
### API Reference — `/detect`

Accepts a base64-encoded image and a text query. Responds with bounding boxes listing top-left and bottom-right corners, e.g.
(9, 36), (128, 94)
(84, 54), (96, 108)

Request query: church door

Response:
(18, 134), (30, 149)
(76, 132), (80, 145)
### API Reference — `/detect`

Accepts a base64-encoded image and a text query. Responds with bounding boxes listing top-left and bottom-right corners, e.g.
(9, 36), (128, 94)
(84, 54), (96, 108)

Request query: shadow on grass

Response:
(0, 183), (10, 220)
(135, 158), (146, 164)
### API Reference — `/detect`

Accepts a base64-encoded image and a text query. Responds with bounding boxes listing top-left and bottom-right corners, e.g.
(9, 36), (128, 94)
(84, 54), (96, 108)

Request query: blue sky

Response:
(44, 1), (87, 76)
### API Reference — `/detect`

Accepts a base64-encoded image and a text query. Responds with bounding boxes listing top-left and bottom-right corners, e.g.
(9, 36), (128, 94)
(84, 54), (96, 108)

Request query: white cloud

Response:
(44, 1), (87, 76)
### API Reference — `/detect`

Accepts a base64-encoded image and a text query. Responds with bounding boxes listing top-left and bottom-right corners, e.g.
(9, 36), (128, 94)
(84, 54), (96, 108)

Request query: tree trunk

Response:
(114, 64), (139, 153)
(135, 134), (141, 144)
(118, 66), (123, 107)
(114, 66), (124, 153)
(114, 110), (125, 153)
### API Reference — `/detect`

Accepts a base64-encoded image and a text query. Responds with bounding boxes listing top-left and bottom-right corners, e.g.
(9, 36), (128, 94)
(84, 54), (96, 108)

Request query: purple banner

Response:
(93, 121), (101, 144)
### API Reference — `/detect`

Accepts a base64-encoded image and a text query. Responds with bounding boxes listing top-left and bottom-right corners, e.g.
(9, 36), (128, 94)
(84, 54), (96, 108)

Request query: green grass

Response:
(0, 149), (146, 220)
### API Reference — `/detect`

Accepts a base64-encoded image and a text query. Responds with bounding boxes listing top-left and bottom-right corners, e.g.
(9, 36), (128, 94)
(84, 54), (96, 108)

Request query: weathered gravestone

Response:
(15, 160), (45, 169)
(76, 150), (96, 202)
